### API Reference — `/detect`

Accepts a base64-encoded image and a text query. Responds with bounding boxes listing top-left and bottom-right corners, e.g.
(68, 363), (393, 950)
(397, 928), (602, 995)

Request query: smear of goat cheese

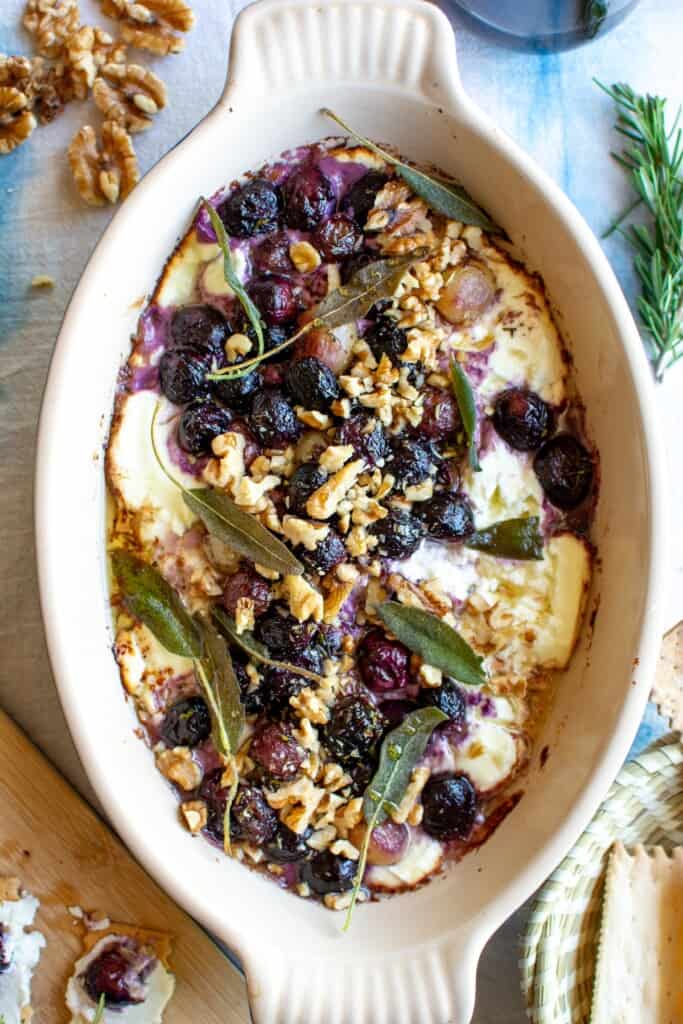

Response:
(66, 934), (175, 1024)
(461, 438), (544, 530)
(155, 231), (219, 308)
(0, 890), (45, 1024)
(399, 541), (479, 602)
(115, 621), (194, 698)
(108, 392), (198, 540)
(367, 831), (443, 890)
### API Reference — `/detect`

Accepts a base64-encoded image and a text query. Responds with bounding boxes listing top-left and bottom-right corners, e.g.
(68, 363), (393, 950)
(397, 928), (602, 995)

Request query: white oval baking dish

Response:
(35, 1), (668, 1021)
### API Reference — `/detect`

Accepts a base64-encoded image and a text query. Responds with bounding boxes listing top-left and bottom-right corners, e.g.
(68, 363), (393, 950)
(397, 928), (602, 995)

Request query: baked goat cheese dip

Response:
(0, 877), (45, 1024)
(106, 135), (597, 911)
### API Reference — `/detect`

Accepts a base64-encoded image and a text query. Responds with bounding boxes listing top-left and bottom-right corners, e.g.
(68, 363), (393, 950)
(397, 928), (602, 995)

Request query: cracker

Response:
(651, 620), (683, 729)
(591, 842), (683, 1023)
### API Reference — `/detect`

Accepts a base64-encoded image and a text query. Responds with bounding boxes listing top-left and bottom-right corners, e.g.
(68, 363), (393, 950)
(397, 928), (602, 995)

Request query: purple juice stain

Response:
(139, 304), (174, 353)
(317, 155), (370, 202)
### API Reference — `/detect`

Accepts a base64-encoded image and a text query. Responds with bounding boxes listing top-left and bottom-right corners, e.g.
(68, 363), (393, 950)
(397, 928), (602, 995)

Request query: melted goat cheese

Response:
(66, 934), (175, 1024)
(108, 392), (198, 540)
(367, 832), (443, 891)
(155, 231), (220, 308)
(461, 438), (544, 530)
(116, 621), (194, 697)
(0, 892), (45, 1024)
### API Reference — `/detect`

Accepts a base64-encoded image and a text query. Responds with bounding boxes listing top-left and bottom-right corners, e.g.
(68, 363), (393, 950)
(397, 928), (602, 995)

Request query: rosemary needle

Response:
(597, 80), (683, 380)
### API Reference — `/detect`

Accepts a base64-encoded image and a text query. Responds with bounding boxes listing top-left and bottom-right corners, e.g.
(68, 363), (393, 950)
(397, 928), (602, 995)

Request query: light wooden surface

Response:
(0, 709), (250, 1024)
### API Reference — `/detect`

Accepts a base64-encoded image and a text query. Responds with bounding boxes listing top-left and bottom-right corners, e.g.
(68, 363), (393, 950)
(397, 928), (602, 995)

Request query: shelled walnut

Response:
(67, 119), (138, 205)
(93, 62), (166, 132)
(0, 86), (36, 154)
(23, 0), (80, 59)
(100, 0), (195, 56)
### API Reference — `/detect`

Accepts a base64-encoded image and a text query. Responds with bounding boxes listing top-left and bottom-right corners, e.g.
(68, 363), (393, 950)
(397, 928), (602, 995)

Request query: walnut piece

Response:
(68, 120), (139, 205)
(23, 0), (80, 59)
(0, 55), (33, 92)
(64, 25), (98, 99)
(0, 87), (36, 155)
(93, 61), (166, 132)
(180, 799), (207, 833)
(157, 747), (202, 791)
(101, 0), (195, 56)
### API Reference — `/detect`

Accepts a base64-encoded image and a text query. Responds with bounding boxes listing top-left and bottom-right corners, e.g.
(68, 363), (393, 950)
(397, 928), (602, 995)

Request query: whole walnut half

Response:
(100, 0), (195, 56)
(23, 0), (80, 59)
(93, 62), (166, 132)
(0, 86), (36, 155)
(67, 119), (139, 205)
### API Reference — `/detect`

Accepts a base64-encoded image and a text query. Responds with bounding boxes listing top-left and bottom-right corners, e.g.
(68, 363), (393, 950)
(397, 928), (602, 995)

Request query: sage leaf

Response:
(450, 359), (480, 472)
(183, 488), (303, 577)
(202, 200), (265, 357)
(196, 617), (245, 754)
(212, 607), (325, 686)
(343, 707), (446, 931)
(110, 550), (200, 659)
(378, 602), (486, 687)
(466, 516), (544, 561)
(93, 995), (106, 1024)
(322, 108), (498, 232)
(314, 252), (429, 328)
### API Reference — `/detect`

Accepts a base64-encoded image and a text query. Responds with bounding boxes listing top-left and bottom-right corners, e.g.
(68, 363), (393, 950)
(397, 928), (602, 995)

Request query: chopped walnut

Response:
(157, 747), (202, 791)
(224, 332), (251, 361)
(319, 444), (354, 473)
(101, 0), (195, 56)
(68, 120), (139, 205)
(180, 799), (207, 833)
(281, 515), (328, 552)
(370, 179), (435, 255)
(23, 0), (80, 58)
(418, 663), (443, 689)
(203, 430), (245, 492)
(290, 687), (329, 725)
(234, 597), (255, 635)
(306, 825), (337, 851)
(295, 407), (331, 430)
(323, 580), (354, 625)
(324, 889), (367, 911)
(0, 87), (36, 155)
(330, 838), (359, 860)
(289, 240), (321, 273)
(306, 459), (365, 520)
(280, 574), (323, 624)
(390, 764), (430, 824)
(28, 58), (71, 124)
(93, 61), (167, 132)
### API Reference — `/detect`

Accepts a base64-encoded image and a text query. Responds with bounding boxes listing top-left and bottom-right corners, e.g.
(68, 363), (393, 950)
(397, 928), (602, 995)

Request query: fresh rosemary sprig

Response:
(598, 80), (683, 379)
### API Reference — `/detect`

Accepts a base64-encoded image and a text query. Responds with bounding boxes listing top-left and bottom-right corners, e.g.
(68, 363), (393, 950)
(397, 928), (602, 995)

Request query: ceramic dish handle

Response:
(222, 0), (467, 111)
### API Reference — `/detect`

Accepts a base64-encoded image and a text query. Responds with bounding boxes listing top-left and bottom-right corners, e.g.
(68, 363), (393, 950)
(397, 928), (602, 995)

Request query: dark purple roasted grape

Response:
(388, 438), (436, 487)
(0, 928), (9, 973)
(178, 400), (233, 455)
(249, 389), (301, 447)
(223, 568), (272, 618)
(422, 773), (478, 840)
(420, 492), (474, 540)
(253, 231), (294, 275)
(324, 695), (387, 768)
(210, 369), (259, 413)
(255, 607), (316, 658)
(159, 346), (210, 404)
(248, 277), (297, 326)
(230, 784), (278, 845)
(380, 699), (416, 729)
(286, 463), (327, 515)
(218, 178), (281, 238)
(365, 316), (409, 367)
(285, 356), (341, 411)
(313, 213), (361, 260)
(160, 696), (211, 748)
(301, 850), (356, 895)
(301, 529), (346, 577)
(199, 768), (230, 841)
(169, 303), (229, 360)
(370, 508), (425, 559)
(341, 171), (388, 228)
(261, 667), (307, 719)
(493, 388), (554, 452)
(358, 628), (410, 693)
(319, 623), (343, 657)
(337, 413), (389, 467)
(419, 678), (466, 726)
(419, 387), (462, 442)
(250, 722), (305, 780)
(234, 660), (264, 717)
(282, 166), (334, 231)
(533, 433), (594, 510)
(264, 823), (312, 864)
(83, 942), (149, 1007)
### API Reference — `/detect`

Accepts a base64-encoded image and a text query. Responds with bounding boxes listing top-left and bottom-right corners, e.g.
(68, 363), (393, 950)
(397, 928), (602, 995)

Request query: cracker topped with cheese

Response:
(0, 876), (45, 1024)
(592, 842), (683, 1023)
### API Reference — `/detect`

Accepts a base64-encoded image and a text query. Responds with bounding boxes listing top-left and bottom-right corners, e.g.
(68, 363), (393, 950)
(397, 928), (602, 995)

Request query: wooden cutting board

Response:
(0, 709), (250, 1023)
